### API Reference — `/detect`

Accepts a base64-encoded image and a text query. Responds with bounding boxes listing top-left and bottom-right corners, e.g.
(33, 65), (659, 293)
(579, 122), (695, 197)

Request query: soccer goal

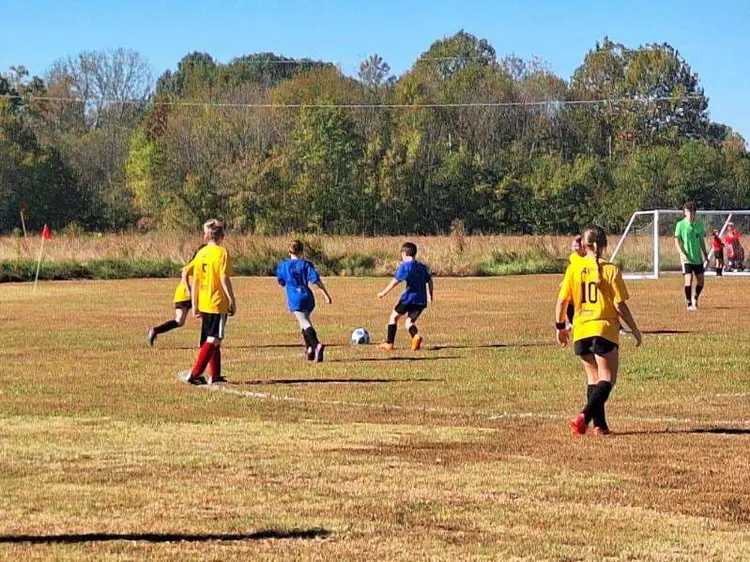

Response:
(610, 210), (750, 279)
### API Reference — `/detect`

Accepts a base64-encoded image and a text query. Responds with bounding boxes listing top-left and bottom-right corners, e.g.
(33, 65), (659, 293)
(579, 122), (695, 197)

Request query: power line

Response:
(0, 93), (705, 109)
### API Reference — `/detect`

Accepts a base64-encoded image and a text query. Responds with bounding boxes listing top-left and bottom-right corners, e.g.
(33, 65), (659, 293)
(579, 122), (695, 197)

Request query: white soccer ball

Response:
(350, 327), (371, 345)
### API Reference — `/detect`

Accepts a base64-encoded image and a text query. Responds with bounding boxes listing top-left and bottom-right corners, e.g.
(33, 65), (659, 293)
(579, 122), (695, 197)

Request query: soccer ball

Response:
(350, 327), (371, 345)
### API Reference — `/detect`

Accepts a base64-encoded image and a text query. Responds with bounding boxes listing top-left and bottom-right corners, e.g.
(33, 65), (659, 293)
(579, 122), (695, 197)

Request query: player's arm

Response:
(554, 297), (570, 346)
(221, 274), (236, 316)
(314, 279), (333, 304)
(275, 265), (286, 287)
(377, 278), (400, 299)
(615, 302), (642, 347)
(674, 236), (688, 261)
(191, 271), (200, 318)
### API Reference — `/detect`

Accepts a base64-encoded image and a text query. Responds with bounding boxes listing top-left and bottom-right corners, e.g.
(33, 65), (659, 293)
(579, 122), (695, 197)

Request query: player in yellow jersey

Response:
(181, 219), (236, 385)
(147, 245), (205, 346)
(555, 226), (642, 436)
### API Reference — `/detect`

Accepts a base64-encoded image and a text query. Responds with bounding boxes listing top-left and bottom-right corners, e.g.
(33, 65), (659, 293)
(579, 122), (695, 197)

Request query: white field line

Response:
(199, 381), (750, 428)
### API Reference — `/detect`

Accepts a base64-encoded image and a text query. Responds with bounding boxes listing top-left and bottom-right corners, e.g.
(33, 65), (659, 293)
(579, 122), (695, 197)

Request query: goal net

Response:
(610, 210), (750, 279)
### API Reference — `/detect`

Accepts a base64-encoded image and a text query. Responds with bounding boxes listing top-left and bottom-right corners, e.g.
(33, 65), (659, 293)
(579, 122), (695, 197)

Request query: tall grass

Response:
(0, 233), (673, 281)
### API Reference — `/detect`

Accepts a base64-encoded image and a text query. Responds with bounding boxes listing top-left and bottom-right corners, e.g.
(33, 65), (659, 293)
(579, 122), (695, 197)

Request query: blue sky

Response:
(1, 0), (749, 136)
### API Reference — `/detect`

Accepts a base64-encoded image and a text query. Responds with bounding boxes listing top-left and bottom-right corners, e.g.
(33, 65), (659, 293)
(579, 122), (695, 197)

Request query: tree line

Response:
(1, 31), (748, 235)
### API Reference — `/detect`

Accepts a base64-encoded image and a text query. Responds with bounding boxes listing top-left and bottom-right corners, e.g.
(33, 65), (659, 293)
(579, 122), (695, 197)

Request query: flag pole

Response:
(34, 225), (50, 293)
(33, 236), (45, 294)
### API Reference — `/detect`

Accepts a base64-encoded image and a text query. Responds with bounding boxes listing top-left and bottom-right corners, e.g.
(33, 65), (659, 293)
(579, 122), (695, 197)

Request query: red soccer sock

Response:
(209, 347), (222, 379)
(191, 342), (216, 378)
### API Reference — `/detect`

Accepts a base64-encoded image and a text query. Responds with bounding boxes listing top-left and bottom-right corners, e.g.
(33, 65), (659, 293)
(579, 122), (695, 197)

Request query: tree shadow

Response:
(427, 342), (555, 351)
(615, 427), (750, 437)
(0, 528), (330, 545)
(331, 355), (461, 363)
(234, 377), (442, 386)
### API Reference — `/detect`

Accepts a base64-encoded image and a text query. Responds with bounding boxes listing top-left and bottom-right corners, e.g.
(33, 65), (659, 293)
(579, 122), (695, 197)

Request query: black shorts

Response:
(394, 302), (425, 321)
(174, 300), (192, 310)
(682, 263), (705, 275)
(200, 313), (228, 345)
(574, 336), (618, 357)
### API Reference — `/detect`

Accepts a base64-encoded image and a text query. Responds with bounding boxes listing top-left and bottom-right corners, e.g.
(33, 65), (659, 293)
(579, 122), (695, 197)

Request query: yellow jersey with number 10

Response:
(188, 244), (232, 314)
(558, 257), (629, 345)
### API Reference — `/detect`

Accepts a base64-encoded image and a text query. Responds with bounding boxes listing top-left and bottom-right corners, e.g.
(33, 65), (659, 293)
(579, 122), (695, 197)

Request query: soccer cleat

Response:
(208, 374), (228, 384)
(378, 342), (395, 352)
(314, 343), (325, 363)
(687, 304), (697, 312)
(182, 372), (207, 385)
(569, 413), (587, 436)
(592, 426), (611, 436)
(692, 298), (699, 310)
(305, 347), (315, 361)
(410, 334), (423, 351)
(147, 327), (157, 347)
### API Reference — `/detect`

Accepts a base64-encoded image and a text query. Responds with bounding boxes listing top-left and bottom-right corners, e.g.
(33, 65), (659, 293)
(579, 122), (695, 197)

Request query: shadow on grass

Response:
(427, 342), (555, 351)
(234, 377), (442, 386)
(172, 344), (341, 351)
(641, 329), (694, 335)
(0, 528), (330, 545)
(615, 427), (750, 437)
(331, 355), (461, 363)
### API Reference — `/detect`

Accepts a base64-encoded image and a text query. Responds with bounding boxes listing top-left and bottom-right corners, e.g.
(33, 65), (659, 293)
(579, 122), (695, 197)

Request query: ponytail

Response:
(583, 226), (608, 286)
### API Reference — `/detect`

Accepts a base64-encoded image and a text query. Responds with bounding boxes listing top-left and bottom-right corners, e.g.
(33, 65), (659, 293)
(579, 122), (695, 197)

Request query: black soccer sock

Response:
(301, 329), (312, 348)
(408, 325), (419, 338)
(684, 285), (692, 304)
(153, 320), (179, 335)
(303, 327), (319, 348)
(582, 381), (613, 425)
(695, 284), (704, 302)
(594, 380), (613, 429)
(386, 323), (397, 344)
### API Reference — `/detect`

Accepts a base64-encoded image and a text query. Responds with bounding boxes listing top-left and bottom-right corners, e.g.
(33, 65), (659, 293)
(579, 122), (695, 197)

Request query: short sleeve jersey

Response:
(276, 258), (320, 312)
(395, 260), (431, 306)
(559, 257), (629, 345)
(675, 218), (706, 265)
(188, 244), (232, 314)
(173, 279), (191, 303)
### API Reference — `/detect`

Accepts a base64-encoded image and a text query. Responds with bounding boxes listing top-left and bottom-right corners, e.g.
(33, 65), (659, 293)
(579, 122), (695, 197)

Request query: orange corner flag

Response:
(42, 224), (52, 240)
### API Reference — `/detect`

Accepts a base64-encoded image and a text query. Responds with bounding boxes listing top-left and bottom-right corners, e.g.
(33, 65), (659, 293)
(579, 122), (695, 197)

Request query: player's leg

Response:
(570, 351), (598, 435)
(693, 270), (705, 308)
(185, 315), (219, 384)
(148, 303), (189, 346)
(682, 266), (694, 309)
(379, 309), (403, 351)
(294, 310), (316, 360)
(208, 315), (227, 383)
(406, 308), (424, 351)
(587, 342), (619, 435)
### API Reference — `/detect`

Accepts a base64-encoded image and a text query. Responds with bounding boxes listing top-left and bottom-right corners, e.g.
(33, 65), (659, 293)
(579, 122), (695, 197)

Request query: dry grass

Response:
(0, 275), (749, 560)
(0, 233), (671, 277)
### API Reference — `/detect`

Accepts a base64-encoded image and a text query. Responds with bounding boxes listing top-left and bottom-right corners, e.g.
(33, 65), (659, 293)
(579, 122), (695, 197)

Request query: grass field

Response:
(1, 275), (749, 560)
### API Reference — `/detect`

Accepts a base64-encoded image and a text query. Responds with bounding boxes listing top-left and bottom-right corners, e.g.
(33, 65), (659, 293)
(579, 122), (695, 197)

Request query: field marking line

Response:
(199, 382), (750, 428)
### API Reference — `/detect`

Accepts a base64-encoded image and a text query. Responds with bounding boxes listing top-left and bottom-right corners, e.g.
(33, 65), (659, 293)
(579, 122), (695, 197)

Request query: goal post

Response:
(611, 209), (750, 279)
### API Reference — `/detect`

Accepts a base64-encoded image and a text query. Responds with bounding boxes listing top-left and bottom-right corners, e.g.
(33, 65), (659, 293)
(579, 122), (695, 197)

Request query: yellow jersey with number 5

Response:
(558, 257), (629, 344)
(188, 244), (233, 314)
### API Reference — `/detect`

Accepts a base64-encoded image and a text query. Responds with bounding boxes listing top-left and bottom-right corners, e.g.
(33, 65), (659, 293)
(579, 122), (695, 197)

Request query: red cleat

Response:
(592, 426), (611, 436)
(570, 413), (587, 436)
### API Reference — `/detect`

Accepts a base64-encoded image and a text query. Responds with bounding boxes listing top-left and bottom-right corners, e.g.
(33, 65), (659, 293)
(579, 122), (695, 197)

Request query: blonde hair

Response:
(203, 219), (225, 242)
(582, 226), (607, 285)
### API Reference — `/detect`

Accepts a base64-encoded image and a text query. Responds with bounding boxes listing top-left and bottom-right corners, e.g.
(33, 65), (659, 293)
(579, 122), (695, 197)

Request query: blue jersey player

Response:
(377, 242), (434, 351)
(276, 240), (333, 362)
